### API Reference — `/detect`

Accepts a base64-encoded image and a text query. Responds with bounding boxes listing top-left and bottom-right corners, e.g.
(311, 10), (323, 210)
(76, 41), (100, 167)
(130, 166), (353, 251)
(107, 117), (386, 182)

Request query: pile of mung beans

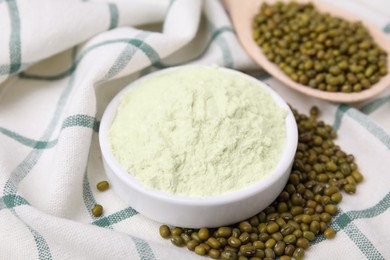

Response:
(159, 106), (363, 260)
(252, 1), (388, 93)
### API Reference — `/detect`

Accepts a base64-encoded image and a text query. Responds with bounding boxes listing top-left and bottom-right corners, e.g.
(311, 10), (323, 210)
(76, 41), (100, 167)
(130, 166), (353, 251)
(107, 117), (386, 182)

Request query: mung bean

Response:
(96, 180), (109, 191)
(92, 204), (103, 217)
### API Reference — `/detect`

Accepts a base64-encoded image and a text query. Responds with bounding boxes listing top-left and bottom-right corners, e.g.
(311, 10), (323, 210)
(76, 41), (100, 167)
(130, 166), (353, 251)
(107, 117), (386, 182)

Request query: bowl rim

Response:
(99, 65), (298, 206)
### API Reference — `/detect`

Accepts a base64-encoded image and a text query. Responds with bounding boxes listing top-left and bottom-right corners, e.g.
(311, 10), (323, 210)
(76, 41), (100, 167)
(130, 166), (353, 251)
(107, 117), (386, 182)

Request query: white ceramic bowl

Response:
(99, 66), (298, 228)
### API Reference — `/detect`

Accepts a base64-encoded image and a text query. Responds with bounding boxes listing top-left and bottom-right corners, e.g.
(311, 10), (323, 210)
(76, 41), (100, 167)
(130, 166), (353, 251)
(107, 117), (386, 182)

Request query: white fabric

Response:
(1, 0), (390, 259)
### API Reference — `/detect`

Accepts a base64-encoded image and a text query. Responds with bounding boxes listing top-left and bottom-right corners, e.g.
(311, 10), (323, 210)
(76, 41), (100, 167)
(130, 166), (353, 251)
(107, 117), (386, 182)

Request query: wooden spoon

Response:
(224, 0), (390, 103)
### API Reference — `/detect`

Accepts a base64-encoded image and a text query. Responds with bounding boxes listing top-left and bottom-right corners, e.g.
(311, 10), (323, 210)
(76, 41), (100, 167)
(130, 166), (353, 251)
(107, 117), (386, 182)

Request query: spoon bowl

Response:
(224, 0), (390, 103)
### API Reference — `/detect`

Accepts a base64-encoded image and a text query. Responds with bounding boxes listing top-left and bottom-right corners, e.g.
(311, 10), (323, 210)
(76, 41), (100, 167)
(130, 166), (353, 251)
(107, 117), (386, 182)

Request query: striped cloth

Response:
(0, 0), (389, 259)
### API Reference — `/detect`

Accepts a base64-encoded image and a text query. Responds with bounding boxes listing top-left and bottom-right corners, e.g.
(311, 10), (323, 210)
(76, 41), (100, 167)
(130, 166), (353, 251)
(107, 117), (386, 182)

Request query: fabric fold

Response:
(1, 0), (390, 259)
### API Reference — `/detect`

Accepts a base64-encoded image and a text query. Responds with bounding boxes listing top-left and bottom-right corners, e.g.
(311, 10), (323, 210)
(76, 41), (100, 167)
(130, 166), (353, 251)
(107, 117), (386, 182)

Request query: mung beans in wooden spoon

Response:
(224, 0), (390, 103)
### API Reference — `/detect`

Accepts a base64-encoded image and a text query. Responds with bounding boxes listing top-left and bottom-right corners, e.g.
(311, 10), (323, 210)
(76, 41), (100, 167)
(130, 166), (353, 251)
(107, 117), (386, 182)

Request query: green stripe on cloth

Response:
(88, 198), (149, 259)
(71, 46), (78, 62)
(205, 19), (234, 68)
(337, 220), (384, 259)
(0, 193), (145, 259)
(344, 107), (390, 149)
(0, 63), (31, 76)
(330, 93), (388, 126)
(337, 192), (390, 222)
(102, 32), (150, 81)
(130, 236), (156, 260)
(215, 34), (234, 68)
(4, 146), (47, 194)
(19, 38), (161, 81)
(314, 193), (390, 244)
(3, 45), (97, 260)
(20, 24), (234, 81)
(2, 80), (76, 257)
(255, 70), (272, 81)
(167, 0), (176, 13)
(6, 0), (22, 74)
(82, 171), (99, 218)
(0, 64), (11, 75)
(0, 127), (57, 149)
(4, 48), (79, 194)
(384, 22), (390, 33)
(30, 228), (52, 260)
(326, 102), (390, 258)
(312, 193), (390, 259)
(92, 207), (138, 227)
(335, 199), (390, 229)
(331, 200), (387, 259)
(0, 194), (29, 210)
(360, 94), (390, 115)
(210, 26), (234, 48)
(333, 104), (350, 131)
(192, 25), (234, 66)
(62, 114), (98, 131)
(108, 3), (119, 30)
(2, 48), (81, 259)
(19, 25), (233, 81)
(0, 114), (98, 149)
(154, 25), (235, 69)
(0, 194), (52, 259)
(126, 38), (160, 65)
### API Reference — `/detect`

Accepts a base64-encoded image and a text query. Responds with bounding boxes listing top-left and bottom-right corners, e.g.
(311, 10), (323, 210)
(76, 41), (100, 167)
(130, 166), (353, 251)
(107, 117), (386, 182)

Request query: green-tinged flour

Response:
(109, 66), (287, 197)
